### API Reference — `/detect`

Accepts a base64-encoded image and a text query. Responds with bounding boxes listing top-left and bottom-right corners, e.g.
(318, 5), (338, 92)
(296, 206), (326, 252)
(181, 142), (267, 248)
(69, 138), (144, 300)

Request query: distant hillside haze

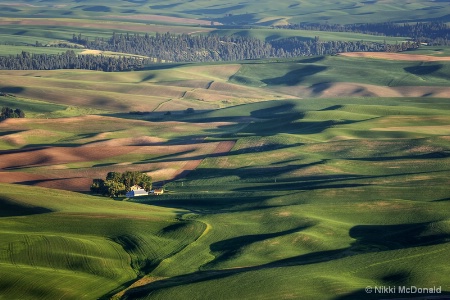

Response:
(2, 0), (450, 25)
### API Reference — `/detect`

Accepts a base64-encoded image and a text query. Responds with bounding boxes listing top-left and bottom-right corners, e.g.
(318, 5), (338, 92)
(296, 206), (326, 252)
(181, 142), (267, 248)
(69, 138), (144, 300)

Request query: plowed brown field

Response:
(340, 52), (450, 61)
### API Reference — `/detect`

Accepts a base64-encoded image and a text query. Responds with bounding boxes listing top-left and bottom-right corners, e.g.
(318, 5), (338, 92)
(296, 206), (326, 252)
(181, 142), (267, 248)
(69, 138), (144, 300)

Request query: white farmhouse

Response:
(125, 185), (148, 197)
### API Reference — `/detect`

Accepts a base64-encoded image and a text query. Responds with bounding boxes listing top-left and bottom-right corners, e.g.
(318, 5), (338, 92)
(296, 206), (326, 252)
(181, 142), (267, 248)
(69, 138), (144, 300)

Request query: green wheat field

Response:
(0, 1), (449, 299)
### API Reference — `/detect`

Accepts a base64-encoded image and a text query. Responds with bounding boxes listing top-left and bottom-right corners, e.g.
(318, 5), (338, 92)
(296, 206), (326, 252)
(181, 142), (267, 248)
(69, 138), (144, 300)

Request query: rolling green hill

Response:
(123, 97), (450, 299)
(0, 183), (204, 299)
(2, 0), (450, 25)
(1, 56), (450, 121)
(1, 96), (449, 299)
(1, 1), (450, 299)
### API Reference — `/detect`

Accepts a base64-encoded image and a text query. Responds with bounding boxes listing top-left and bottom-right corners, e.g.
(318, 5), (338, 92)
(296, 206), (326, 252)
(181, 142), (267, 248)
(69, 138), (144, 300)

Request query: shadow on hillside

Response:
(204, 224), (315, 268)
(348, 151), (450, 161)
(262, 65), (327, 86)
(102, 102), (362, 139)
(133, 143), (302, 165)
(186, 4), (246, 15)
(101, 109), (213, 123)
(214, 14), (258, 26)
(82, 5), (111, 12)
(122, 221), (450, 299)
(183, 161), (328, 180)
(310, 82), (334, 95)
(434, 197), (450, 202)
(404, 64), (443, 76)
(150, 3), (183, 9)
(0, 130), (23, 137)
(136, 63), (188, 72)
(112, 234), (142, 253)
(0, 197), (52, 217)
(0, 86), (25, 94)
(231, 168), (450, 193)
(299, 56), (326, 63)
(93, 97), (129, 111)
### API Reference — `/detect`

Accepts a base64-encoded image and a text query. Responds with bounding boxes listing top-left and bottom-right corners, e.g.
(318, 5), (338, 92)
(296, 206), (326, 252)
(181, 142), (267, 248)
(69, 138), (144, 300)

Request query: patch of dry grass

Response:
(340, 52), (450, 61)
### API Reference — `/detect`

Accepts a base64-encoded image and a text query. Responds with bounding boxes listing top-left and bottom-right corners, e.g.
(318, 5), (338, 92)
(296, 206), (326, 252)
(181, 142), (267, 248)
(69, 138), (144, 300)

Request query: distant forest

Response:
(71, 32), (417, 63)
(0, 50), (150, 71)
(0, 22), (441, 71)
(278, 22), (450, 46)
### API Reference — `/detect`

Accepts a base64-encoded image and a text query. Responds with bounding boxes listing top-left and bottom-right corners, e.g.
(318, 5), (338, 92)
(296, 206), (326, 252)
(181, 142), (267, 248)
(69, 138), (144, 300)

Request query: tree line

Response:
(0, 29), (424, 71)
(1, 106), (25, 120)
(0, 50), (151, 71)
(72, 31), (408, 63)
(277, 22), (450, 46)
(90, 171), (152, 197)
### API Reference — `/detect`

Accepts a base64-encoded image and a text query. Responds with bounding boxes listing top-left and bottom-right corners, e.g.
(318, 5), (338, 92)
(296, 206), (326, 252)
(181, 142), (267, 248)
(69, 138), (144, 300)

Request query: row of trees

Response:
(72, 32), (405, 63)
(1, 106), (25, 120)
(0, 50), (151, 71)
(74, 32), (276, 62)
(278, 22), (450, 46)
(90, 171), (152, 197)
(270, 37), (418, 55)
(0, 25), (432, 71)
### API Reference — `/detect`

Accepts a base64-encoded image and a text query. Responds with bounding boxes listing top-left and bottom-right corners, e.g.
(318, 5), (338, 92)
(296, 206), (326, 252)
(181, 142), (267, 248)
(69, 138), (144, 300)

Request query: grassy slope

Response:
(0, 183), (206, 299)
(0, 73), (449, 299)
(210, 28), (406, 43)
(1, 56), (449, 118)
(0, 2), (450, 298)
(3, 95), (447, 299)
(230, 56), (450, 88)
(120, 97), (450, 299)
(0, 62), (293, 115)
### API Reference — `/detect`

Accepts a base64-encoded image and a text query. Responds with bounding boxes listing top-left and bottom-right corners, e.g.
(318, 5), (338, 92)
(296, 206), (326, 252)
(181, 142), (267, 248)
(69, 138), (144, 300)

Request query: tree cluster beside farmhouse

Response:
(91, 171), (152, 197)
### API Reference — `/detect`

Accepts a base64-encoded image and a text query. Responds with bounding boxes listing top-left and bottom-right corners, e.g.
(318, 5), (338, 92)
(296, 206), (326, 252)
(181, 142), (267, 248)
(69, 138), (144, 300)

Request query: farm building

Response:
(126, 189), (148, 198)
(151, 188), (164, 195)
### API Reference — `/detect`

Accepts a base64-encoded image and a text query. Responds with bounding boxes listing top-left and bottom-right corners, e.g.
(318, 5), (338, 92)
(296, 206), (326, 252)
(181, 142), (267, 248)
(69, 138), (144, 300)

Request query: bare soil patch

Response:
(83, 136), (167, 147)
(340, 52), (450, 61)
(37, 177), (93, 192)
(0, 171), (48, 184)
(0, 112), (241, 191)
(0, 138), (236, 191)
(213, 140), (237, 154)
(0, 146), (138, 169)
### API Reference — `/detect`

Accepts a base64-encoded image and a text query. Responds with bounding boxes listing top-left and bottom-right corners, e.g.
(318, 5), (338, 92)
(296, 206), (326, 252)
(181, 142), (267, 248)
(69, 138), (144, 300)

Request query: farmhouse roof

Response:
(130, 185), (142, 191)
